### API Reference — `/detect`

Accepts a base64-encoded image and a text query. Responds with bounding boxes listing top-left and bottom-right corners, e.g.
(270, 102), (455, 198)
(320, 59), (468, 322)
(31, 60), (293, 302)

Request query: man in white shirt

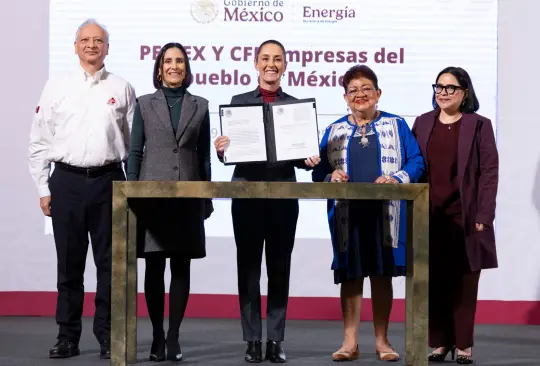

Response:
(28, 18), (136, 359)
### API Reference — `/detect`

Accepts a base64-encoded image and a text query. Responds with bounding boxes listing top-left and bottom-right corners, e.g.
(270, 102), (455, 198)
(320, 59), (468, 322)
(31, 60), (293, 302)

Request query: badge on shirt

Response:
(108, 97), (116, 105)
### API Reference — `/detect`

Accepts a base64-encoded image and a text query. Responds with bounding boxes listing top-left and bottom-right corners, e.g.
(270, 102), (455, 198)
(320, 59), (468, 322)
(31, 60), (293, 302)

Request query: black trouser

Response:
(429, 212), (481, 350)
(49, 162), (125, 344)
(144, 254), (191, 339)
(429, 268), (481, 349)
(231, 198), (299, 342)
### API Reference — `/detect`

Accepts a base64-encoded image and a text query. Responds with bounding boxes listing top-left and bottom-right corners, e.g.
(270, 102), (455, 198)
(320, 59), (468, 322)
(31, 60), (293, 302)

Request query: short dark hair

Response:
(432, 66), (479, 113)
(342, 65), (379, 92)
(255, 39), (286, 61)
(153, 42), (193, 90)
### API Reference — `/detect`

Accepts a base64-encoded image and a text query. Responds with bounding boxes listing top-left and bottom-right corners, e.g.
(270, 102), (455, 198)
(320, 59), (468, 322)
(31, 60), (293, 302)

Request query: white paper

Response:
(272, 101), (320, 161)
(220, 106), (267, 164)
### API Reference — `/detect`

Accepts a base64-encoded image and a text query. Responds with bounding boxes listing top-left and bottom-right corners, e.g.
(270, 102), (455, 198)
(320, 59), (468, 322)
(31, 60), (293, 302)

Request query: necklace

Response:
(167, 97), (182, 108)
(440, 113), (462, 130)
(351, 111), (378, 148)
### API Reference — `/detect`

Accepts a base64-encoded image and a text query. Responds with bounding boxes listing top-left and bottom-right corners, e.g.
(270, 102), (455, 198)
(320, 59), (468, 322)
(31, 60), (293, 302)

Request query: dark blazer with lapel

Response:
(412, 109), (499, 271)
(220, 87), (309, 182)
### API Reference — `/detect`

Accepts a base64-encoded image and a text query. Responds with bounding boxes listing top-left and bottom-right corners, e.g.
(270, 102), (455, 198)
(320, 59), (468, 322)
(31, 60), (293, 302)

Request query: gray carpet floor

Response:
(0, 317), (539, 365)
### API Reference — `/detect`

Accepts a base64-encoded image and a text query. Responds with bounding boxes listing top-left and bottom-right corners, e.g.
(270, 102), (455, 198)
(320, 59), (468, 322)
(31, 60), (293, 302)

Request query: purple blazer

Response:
(412, 109), (499, 271)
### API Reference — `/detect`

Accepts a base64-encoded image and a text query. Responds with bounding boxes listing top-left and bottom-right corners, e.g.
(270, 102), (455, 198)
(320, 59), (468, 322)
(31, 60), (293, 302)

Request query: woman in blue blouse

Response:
(312, 65), (425, 362)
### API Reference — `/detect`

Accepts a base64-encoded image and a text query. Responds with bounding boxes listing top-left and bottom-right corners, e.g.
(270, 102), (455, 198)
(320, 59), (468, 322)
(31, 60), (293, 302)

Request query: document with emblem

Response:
(218, 98), (320, 164)
(219, 104), (268, 164)
(266, 98), (320, 162)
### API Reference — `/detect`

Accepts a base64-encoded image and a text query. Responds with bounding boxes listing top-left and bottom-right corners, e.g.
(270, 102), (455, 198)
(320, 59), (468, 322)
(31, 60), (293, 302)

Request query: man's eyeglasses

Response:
(432, 84), (465, 95)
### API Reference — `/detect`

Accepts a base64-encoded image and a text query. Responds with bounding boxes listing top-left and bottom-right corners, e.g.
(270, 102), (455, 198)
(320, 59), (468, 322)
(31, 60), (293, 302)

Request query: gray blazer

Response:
(138, 89), (210, 182)
(220, 87), (309, 182)
(133, 89), (211, 258)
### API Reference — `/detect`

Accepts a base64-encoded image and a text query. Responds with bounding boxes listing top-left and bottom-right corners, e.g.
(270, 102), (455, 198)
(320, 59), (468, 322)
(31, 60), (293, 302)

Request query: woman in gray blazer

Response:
(127, 42), (212, 362)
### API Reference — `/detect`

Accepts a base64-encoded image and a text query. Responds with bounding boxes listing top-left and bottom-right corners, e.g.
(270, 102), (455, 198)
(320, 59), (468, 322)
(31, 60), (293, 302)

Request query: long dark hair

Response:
(432, 66), (479, 113)
(152, 42), (193, 89)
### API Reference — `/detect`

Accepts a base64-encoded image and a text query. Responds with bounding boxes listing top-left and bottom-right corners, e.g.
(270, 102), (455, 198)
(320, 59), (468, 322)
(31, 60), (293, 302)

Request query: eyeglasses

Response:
(345, 86), (376, 98)
(432, 84), (465, 95)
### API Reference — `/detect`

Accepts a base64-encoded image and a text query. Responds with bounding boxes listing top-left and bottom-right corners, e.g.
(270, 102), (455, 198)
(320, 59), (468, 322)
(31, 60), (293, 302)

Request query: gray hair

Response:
(75, 18), (109, 43)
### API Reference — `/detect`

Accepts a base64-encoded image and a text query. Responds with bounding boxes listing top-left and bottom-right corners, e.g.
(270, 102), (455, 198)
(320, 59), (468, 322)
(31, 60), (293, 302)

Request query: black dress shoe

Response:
(265, 340), (286, 363)
(49, 340), (80, 358)
(245, 341), (262, 363)
(99, 340), (111, 359)
(149, 332), (166, 362)
(166, 331), (183, 361)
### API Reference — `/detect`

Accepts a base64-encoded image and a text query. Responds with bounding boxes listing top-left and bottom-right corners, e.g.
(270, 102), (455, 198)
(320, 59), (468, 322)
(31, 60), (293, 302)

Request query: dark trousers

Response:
(49, 163), (125, 344)
(144, 254), (191, 338)
(428, 213), (481, 350)
(231, 198), (299, 342)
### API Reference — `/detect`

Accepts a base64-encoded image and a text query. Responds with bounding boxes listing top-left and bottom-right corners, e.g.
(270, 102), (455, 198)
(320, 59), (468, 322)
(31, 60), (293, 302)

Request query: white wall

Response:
(1, 0), (539, 306)
(487, 0), (540, 301)
(0, 0), (54, 290)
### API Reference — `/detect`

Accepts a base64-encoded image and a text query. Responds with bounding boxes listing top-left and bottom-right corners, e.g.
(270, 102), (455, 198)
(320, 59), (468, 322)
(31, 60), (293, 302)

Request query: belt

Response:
(54, 162), (123, 177)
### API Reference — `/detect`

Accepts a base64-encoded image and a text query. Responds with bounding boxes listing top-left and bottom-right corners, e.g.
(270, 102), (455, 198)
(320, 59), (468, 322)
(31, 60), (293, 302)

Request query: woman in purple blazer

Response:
(412, 67), (499, 364)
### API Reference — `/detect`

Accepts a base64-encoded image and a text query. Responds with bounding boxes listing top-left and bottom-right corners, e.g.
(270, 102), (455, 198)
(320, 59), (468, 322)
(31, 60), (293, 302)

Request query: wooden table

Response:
(110, 181), (429, 366)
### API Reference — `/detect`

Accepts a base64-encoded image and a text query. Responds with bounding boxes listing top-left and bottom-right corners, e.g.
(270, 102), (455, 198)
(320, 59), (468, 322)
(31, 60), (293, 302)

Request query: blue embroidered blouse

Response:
(312, 112), (425, 268)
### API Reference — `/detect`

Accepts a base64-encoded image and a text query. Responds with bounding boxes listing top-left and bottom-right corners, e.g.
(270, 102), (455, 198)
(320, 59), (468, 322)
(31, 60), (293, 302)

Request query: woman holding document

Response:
(214, 39), (320, 363)
(312, 65), (424, 362)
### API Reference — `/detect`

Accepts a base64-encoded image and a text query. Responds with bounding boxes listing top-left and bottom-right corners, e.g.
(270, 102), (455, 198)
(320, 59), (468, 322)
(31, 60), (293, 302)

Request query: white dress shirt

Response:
(28, 65), (136, 197)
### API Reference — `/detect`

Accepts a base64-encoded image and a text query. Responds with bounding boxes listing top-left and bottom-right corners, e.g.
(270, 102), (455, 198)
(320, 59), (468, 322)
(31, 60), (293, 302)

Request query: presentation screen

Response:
(47, 0), (498, 240)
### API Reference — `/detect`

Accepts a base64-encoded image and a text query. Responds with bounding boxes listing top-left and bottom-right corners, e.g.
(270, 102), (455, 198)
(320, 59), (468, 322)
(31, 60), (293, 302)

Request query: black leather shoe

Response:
(149, 332), (166, 362)
(266, 340), (286, 363)
(99, 340), (111, 359)
(166, 331), (183, 361)
(49, 340), (80, 358)
(245, 341), (262, 363)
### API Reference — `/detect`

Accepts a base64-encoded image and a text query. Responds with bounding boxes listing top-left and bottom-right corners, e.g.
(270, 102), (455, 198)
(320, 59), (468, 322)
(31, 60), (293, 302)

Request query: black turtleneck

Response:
(163, 85), (186, 133)
(127, 86), (186, 181)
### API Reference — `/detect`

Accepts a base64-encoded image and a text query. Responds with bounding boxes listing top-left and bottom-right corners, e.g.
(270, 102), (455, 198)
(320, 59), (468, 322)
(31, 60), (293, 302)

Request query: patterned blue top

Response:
(312, 112), (425, 268)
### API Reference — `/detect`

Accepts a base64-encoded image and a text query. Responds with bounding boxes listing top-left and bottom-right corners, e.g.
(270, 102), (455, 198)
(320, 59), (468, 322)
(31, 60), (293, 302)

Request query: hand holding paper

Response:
(214, 136), (230, 157)
(219, 105), (267, 164)
(218, 99), (320, 165)
(304, 155), (321, 167)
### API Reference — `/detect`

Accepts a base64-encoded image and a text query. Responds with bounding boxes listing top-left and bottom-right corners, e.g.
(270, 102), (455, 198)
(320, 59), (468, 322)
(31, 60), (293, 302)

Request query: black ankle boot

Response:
(265, 341), (286, 363)
(245, 341), (262, 363)
(166, 331), (183, 361)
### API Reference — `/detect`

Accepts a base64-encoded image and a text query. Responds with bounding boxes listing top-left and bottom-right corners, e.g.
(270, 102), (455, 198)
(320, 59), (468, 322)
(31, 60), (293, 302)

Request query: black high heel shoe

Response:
(428, 346), (455, 362)
(166, 331), (183, 361)
(149, 331), (166, 362)
(456, 353), (474, 364)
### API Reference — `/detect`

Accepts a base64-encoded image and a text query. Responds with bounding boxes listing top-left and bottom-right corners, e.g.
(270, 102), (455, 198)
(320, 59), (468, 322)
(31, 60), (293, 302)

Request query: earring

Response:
(158, 74), (162, 81)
